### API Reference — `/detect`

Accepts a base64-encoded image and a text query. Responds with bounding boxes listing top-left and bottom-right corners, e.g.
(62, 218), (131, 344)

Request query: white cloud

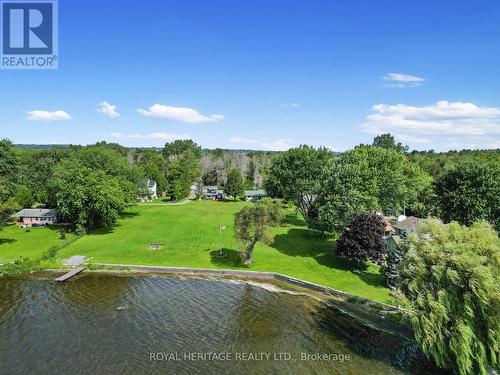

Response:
(360, 100), (500, 150)
(97, 101), (120, 118)
(111, 132), (190, 141)
(229, 137), (291, 151)
(137, 104), (225, 124)
(382, 73), (426, 88)
(229, 137), (260, 145)
(394, 134), (431, 145)
(486, 140), (500, 149)
(27, 110), (71, 121)
(281, 103), (300, 108)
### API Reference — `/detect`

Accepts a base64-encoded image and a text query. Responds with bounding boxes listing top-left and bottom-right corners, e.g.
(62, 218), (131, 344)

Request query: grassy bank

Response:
(0, 224), (76, 264)
(56, 200), (390, 302)
(1, 201), (390, 302)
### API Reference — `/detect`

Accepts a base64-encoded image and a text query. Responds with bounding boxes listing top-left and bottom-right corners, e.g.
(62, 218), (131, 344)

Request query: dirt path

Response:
(135, 199), (192, 206)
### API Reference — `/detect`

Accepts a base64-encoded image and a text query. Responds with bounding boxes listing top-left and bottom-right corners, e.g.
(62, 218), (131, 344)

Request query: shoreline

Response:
(17, 266), (416, 342)
(92, 263), (411, 311)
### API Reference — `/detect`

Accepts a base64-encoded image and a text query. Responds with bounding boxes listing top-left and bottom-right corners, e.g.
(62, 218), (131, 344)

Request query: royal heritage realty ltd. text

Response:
(149, 352), (352, 362)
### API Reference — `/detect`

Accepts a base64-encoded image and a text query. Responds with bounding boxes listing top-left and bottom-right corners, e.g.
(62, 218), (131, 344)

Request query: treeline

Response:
(0, 139), (206, 230)
(3, 135), (499, 233)
(2, 141), (142, 231)
(265, 134), (499, 232)
(1, 138), (277, 231)
(408, 148), (500, 178)
(200, 148), (273, 189)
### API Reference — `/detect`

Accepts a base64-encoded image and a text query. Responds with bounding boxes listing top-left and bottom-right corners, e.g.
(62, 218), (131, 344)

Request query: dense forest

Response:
(408, 149), (500, 177)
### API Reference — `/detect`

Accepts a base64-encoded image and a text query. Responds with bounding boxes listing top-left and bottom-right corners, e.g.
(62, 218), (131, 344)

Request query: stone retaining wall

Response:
(94, 263), (410, 313)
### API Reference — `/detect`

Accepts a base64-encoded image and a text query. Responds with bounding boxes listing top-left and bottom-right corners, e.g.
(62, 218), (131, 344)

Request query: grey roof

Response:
(15, 208), (56, 218)
(393, 216), (424, 231)
(141, 179), (156, 188)
(204, 189), (223, 195)
(244, 190), (266, 197)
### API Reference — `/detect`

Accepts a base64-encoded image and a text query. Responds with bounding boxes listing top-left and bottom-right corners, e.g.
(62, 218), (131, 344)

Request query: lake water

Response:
(0, 273), (444, 375)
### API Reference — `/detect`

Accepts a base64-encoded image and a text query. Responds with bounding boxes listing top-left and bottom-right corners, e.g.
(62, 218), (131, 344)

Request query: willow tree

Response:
(234, 200), (282, 265)
(399, 220), (499, 375)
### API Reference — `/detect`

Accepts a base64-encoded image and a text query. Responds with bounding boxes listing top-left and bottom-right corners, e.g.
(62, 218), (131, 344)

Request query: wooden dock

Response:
(55, 267), (84, 282)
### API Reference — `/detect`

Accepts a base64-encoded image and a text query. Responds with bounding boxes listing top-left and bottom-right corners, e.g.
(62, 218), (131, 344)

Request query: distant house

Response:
(244, 189), (267, 202)
(202, 186), (224, 200)
(139, 179), (157, 201)
(15, 208), (57, 227)
(393, 216), (426, 237)
(385, 216), (429, 253)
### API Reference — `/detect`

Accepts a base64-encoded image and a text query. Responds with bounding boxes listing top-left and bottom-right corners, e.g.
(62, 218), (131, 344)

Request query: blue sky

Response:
(1, 0), (500, 151)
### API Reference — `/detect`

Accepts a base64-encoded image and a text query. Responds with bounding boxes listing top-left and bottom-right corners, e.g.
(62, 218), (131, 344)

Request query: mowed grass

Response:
(0, 224), (75, 263)
(57, 200), (390, 302)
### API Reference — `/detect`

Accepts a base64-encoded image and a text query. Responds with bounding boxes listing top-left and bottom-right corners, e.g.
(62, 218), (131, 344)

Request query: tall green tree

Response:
(0, 139), (19, 228)
(75, 144), (141, 200)
(318, 145), (431, 232)
(372, 133), (408, 153)
(163, 139), (202, 160)
(224, 168), (244, 200)
(16, 146), (71, 203)
(434, 161), (500, 231)
(399, 220), (499, 375)
(234, 200), (282, 265)
(137, 151), (168, 193)
(14, 186), (34, 208)
(49, 159), (126, 229)
(166, 151), (200, 200)
(264, 145), (333, 228)
(164, 141), (201, 201)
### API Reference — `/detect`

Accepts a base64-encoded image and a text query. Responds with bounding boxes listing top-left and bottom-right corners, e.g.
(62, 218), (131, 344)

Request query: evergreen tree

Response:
(224, 168), (244, 200)
(381, 238), (406, 289)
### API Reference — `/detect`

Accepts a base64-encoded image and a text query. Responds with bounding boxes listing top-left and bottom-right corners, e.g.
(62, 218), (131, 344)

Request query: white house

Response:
(139, 179), (157, 201)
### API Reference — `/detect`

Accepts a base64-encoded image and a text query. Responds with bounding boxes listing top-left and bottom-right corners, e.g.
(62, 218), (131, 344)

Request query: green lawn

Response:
(54, 200), (390, 302)
(0, 224), (75, 263)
